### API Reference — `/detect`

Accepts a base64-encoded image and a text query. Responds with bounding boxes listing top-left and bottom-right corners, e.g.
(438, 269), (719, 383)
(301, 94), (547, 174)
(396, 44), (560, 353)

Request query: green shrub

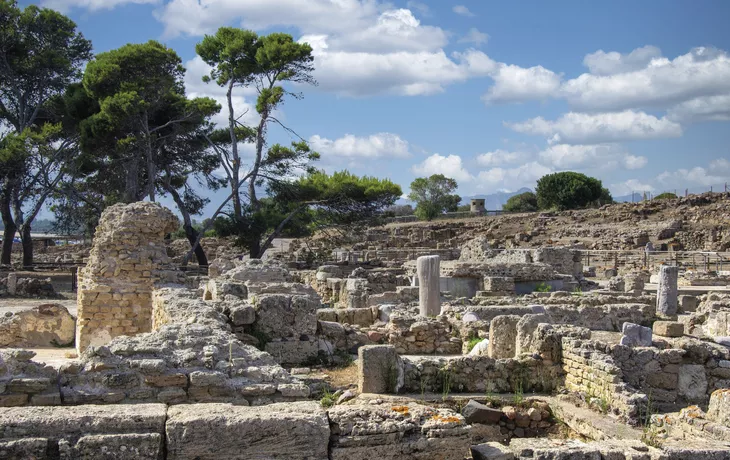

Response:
(503, 191), (538, 212)
(654, 192), (677, 200)
(466, 336), (483, 353)
(536, 172), (604, 210)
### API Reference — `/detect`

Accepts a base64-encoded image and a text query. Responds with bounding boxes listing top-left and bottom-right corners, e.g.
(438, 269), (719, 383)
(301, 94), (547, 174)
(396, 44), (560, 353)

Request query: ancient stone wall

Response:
(76, 202), (179, 353)
(386, 314), (461, 355)
(401, 355), (562, 394)
(0, 304), (75, 347)
(561, 338), (647, 423)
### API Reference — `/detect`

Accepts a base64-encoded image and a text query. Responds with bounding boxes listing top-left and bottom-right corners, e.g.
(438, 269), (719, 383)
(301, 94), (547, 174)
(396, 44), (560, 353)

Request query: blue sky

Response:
(23, 0), (730, 211)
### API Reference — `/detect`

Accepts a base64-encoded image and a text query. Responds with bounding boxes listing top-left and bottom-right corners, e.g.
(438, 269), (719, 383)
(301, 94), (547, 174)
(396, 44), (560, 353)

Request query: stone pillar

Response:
(488, 315), (520, 359)
(6, 273), (17, 295)
(358, 345), (400, 394)
(76, 202), (179, 353)
(656, 265), (678, 317)
(417, 255), (440, 317)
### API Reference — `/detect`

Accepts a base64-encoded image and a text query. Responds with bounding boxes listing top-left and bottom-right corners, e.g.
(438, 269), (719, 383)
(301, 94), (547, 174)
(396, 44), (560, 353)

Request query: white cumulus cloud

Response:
(476, 149), (528, 167)
(412, 153), (474, 183)
(482, 63), (562, 104)
(309, 133), (411, 158)
(583, 45), (662, 76)
(562, 47), (730, 111)
(458, 28), (489, 46)
(41, 0), (158, 12)
(538, 144), (647, 171)
(507, 110), (682, 144)
(452, 5), (475, 17)
(476, 162), (553, 192)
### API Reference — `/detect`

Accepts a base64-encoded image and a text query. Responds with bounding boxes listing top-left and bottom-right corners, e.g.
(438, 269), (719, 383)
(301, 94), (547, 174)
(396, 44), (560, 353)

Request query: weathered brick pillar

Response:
(656, 265), (678, 317)
(76, 202), (179, 353)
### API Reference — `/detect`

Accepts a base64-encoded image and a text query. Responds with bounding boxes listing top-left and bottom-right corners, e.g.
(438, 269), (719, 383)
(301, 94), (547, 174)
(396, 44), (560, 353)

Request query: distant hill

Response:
(0, 218), (56, 232)
(461, 187), (533, 210)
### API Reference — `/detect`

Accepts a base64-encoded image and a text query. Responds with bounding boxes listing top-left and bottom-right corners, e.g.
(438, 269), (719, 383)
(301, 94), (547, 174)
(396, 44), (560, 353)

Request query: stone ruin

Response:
(0, 202), (729, 459)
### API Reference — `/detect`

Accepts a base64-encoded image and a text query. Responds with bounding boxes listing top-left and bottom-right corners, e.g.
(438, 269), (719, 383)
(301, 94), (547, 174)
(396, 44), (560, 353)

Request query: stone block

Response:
(707, 389), (730, 425)
(652, 321), (684, 337)
(0, 438), (48, 459)
(488, 315), (520, 359)
(265, 339), (318, 366)
(678, 364), (708, 403)
(358, 345), (400, 394)
(229, 305), (255, 326)
(254, 295), (318, 338)
(471, 442), (514, 460)
(678, 295), (698, 313)
(462, 400), (503, 424)
(166, 402), (329, 460)
(620, 322), (652, 347)
(68, 433), (163, 459)
(417, 255), (440, 317)
(483, 277), (515, 293)
(0, 404), (166, 440)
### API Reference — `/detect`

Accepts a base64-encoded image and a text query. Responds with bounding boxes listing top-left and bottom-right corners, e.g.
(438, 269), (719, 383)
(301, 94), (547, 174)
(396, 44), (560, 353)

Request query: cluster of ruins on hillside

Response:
(0, 196), (729, 459)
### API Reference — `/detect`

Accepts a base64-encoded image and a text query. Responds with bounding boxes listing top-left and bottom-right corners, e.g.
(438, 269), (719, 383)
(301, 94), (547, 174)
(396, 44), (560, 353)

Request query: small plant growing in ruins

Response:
(466, 336), (482, 353)
(571, 286), (583, 296)
(320, 388), (337, 409)
(534, 282), (552, 293)
(512, 380), (525, 406)
(439, 367), (452, 401)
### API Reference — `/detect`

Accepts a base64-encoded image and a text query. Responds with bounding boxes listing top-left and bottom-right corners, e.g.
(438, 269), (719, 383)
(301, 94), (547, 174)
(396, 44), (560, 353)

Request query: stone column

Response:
(417, 255), (440, 317)
(656, 265), (678, 317)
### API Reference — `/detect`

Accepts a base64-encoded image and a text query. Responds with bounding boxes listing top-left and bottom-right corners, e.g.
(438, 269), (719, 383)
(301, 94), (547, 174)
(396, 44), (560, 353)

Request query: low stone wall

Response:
(387, 314), (462, 355)
(401, 355), (562, 394)
(611, 337), (730, 409)
(562, 338), (647, 423)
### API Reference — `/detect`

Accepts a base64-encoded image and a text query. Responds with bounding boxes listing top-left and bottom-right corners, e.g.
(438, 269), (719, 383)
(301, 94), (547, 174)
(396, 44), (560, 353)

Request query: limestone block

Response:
(678, 295), (699, 313)
(66, 433), (162, 460)
(515, 314), (551, 356)
(0, 438), (48, 459)
(0, 303), (75, 348)
(166, 402), (329, 460)
(471, 442), (514, 460)
(707, 389), (730, 425)
(328, 402), (470, 460)
(265, 339), (318, 366)
(483, 277), (515, 293)
(678, 364), (708, 402)
(488, 315), (520, 359)
(229, 305), (255, 326)
(254, 295), (318, 338)
(0, 404), (166, 440)
(620, 322), (652, 347)
(358, 345), (400, 394)
(227, 260), (290, 283)
(652, 321), (684, 338)
(417, 255), (440, 317)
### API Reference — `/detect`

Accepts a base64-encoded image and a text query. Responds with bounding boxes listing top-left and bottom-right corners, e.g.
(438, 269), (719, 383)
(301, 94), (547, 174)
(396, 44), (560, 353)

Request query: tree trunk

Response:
(0, 188), (15, 265)
(20, 224), (32, 268)
(165, 180), (208, 266)
(227, 81), (242, 220)
(184, 225), (207, 266)
(124, 158), (140, 203)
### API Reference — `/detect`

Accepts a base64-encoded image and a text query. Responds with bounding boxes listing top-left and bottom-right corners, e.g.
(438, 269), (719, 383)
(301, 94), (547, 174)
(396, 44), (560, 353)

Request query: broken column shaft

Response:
(417, 255), (440, 317)
(656, 265), (678, 317)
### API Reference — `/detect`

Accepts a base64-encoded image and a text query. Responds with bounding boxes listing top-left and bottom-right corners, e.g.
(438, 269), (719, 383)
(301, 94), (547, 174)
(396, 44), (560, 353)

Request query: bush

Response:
(654, 192), (677, 200)
(536, 172), (604, 210)
(503, 191), (538, 212)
